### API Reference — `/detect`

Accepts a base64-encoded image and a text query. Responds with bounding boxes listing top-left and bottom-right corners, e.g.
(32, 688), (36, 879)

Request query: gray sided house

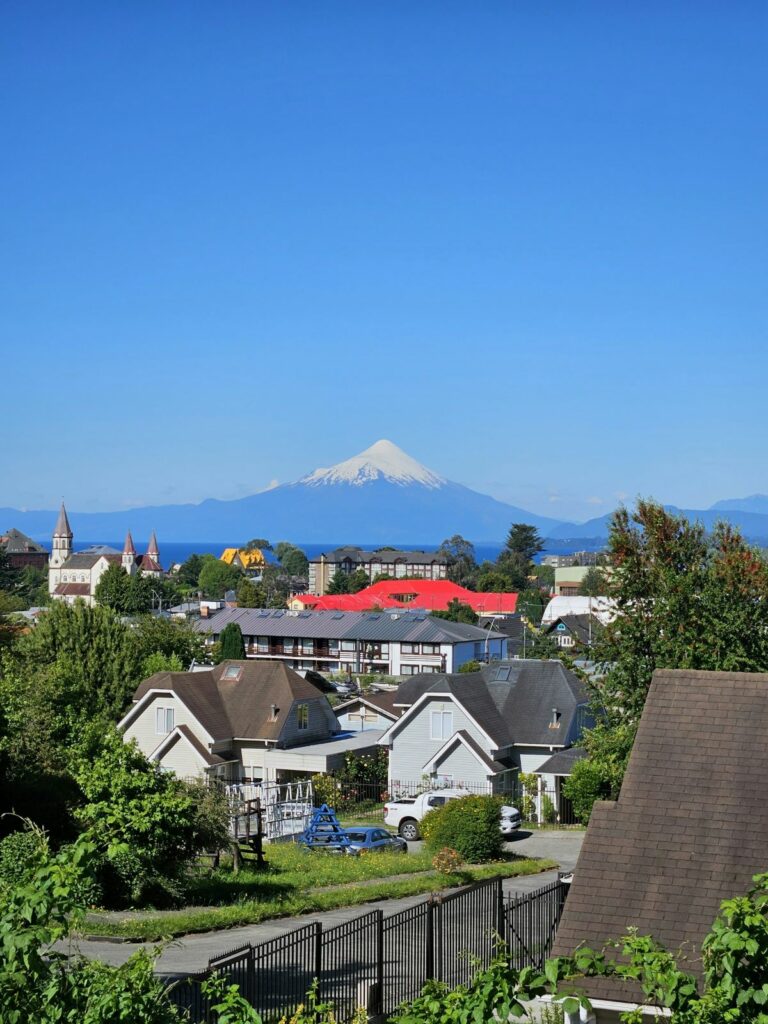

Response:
(335, 690), (401, 732)
(119, 660), (382, 784)
(378, 659), (592, 795)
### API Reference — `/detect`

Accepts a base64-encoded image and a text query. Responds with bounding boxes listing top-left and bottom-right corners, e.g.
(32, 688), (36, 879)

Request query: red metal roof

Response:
(291, 580), (517, 614)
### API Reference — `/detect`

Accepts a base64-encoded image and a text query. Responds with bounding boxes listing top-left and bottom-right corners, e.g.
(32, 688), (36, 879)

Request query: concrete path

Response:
(60, 829), (583, 975)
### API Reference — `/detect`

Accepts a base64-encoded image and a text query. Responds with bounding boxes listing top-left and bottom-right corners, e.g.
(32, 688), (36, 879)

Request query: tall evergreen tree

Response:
(218, 622), (246, 661)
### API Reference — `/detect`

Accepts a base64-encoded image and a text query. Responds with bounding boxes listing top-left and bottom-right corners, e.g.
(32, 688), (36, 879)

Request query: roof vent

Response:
(270, 703), (279, 722)
(549, 707), (561, 729)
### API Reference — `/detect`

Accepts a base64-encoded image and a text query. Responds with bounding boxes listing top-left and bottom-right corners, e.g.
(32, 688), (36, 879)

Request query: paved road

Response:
(62, 829), (583, 975)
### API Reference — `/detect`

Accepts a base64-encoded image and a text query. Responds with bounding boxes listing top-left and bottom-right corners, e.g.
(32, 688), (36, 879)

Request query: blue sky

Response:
(2, 2), (766, 523)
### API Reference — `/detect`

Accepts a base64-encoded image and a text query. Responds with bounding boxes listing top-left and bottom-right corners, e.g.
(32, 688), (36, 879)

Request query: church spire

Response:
(147, 530), (159, 560)
(123, 530), (136, 555)
(53, 501), (72, 539)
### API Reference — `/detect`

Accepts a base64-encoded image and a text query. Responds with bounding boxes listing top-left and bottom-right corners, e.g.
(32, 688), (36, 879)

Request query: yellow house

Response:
(220, 547), (266, 572)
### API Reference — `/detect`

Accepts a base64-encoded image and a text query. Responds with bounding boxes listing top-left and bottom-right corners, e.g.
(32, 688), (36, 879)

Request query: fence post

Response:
(425, 897), (435, 980)
(374, 909), (384, 1017)
(247, 945), (256, 1007)
(496, 877), (505, 945)
(314, 920), (323, 987)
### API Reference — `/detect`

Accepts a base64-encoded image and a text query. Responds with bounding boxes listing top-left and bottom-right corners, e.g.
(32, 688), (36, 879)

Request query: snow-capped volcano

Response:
(300, 440), (446, 489)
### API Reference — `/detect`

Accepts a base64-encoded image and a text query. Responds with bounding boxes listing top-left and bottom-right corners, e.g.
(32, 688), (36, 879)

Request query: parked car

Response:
(384, 790), (521, 841)
(344, 828), (407, 854)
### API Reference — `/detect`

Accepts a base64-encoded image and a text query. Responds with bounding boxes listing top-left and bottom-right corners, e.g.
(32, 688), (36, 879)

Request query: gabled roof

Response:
(136, 554), (163, 573)
(150, 724), (227, 767)
(335, 690), (400, 720)
(0, 528), (46, 554)
(423, 729), (507, 775)
(128, 660), (335, 743)
(544, 614), (602, 645)
(388, 660), (588, 748)
(535, 746), (586, 776)
(552, 668), (768, 997)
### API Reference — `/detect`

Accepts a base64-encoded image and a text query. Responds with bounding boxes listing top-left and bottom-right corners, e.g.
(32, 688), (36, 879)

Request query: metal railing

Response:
(168, 875), (570, 1022)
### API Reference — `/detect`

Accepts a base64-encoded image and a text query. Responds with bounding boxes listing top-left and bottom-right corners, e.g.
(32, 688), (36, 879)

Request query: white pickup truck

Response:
(383, 789), (521, 841)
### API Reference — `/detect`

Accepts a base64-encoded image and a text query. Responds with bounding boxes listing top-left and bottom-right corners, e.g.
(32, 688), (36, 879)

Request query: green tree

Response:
(15, 565), (49, 607)
(175, 552), (206, 588)
(140, 651), (184, 676)
(218, 622), (246, 661)
(130, 615), (205, 672)
(236, 576), (265, 607)
(496, 523), (544, 591)
(531, 563), (555, 589)
(432, 598), (479, 625)
(198, 556), (243, 599)
(516, 588), (545, 624)
(437, 535), (477, 588)
(94, 563), (131, 612)
(74, 731), (230, 907)
(578, 566), (607, 596)
(326, 569), (351, 594)
(245, 537), (271, 551)
(458, 659), (483, 673)
(347, 568), (370, 593)
(569, 500), (768, 822)
(475, 564), (514, 592)
(125, 572), (155, 614)
(275, 542), (309, 578)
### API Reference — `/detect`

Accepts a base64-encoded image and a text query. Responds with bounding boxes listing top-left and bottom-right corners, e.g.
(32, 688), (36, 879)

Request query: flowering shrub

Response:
(432, 847), (464, 874)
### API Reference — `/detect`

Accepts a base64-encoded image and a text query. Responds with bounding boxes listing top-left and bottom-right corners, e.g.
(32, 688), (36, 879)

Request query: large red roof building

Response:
(287, 579), (517, 615)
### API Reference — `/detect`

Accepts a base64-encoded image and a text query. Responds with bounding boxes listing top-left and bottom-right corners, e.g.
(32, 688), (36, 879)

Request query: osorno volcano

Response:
(0, 440), (569, 544)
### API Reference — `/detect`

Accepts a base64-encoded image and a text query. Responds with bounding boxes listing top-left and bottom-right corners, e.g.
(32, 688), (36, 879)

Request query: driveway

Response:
(61, 829), (584, 975)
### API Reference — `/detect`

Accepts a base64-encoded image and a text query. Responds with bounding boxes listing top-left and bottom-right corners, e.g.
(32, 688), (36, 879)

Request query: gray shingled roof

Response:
(131, 660), (336, 743)
(317, 547), (448, 566)
(535, 746), (586, 775)
(0, 528), (46, 554)
(552, 668), (768, 1000)
(393, 659), (589, 749)
(194, 608), (498, 644)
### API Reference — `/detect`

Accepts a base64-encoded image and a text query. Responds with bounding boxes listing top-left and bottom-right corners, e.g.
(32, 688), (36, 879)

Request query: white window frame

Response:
(297, 704), (309, 730)
(430, 709), (453, 741)
(155, 706), (174, 735)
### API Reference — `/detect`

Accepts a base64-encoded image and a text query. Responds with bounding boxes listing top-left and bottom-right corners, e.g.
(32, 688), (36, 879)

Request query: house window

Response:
(328, 639), (339, 654)
(400, 665), (419, 675)
(300, 638), (314, 655)
(402, 643), (419, 655)
(341, 640), (356, 652)
(422, 643), (440, 656)
(155, 707), (174, 735)
(283, 638), (295, 653)
(297, 704), (309, 730)
(559, 635), (574, 647)
(430, 709), (453, 740)
(256, 636), (269, 653)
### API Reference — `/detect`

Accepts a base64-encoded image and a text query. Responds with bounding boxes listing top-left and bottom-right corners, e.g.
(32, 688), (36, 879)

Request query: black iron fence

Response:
(168, 875), (570, 1022)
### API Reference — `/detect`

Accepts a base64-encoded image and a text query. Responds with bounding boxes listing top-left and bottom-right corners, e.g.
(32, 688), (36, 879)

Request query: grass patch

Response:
(83, 856), (555, 942)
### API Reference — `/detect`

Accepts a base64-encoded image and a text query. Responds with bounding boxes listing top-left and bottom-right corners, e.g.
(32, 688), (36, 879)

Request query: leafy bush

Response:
(74, 731), (230, 907)
(421, 795), (504, 863)
(0, 827), (47, 893)
(541, 794), (558, 825)
(518, 772), (538, 820)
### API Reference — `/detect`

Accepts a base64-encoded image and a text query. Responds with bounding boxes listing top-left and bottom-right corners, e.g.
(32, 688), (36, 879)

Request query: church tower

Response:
(122, 530), (137, 575)
(49, 502), (73, 570)
(146, 530), (160, 571)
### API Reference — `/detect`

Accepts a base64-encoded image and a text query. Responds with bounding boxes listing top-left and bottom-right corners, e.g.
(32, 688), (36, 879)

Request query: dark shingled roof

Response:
(535, 746), (586, 775)
(0, 528), (46, 554)
(544, 614), (602, 645)
(132, 660), (336, 743)
(392, 659), (589, 749)
(552, 668), (768, 1000)
(335, 690), (400, 719)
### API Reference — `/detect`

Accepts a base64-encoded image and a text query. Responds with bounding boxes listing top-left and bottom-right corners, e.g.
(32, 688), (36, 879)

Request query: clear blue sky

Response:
(2, 2), (766, 522)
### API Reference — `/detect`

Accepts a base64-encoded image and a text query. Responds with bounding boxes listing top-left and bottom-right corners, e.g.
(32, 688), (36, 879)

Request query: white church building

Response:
(48, 503), (163, 606)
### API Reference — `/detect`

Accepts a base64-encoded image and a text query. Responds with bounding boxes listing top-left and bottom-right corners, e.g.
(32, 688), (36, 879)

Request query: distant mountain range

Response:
(0, 440), (567, 545)
(5, 441), (768, 548)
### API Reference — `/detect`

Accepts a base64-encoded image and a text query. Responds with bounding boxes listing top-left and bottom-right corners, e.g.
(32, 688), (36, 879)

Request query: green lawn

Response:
(82, 845), (556, 941)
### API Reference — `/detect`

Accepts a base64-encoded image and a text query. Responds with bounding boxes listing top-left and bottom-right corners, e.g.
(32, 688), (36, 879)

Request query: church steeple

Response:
(147, 530), (159, 563)
(49, 502), (73, 570)
(122, 530), (136, 575)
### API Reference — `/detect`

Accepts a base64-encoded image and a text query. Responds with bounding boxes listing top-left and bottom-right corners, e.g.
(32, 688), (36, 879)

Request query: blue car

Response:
(343, 828), (407, 854)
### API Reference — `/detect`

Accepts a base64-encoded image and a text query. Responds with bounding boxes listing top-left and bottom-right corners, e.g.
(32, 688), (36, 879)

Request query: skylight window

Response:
(223, 665), (242, 680)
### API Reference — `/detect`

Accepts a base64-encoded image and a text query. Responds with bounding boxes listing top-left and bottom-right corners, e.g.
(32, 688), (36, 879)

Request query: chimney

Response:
(200, 604), (209, 619)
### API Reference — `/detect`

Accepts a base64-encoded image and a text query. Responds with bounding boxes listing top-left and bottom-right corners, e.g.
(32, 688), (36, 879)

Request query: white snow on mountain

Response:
(299, 439), (446, 489)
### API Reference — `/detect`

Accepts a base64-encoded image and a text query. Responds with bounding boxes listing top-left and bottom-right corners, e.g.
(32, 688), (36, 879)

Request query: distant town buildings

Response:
(48, 502), (163, 606)
(308, 546), (448, 595)
(0, 528), (47, 570)
(541, 550), (606, 568)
